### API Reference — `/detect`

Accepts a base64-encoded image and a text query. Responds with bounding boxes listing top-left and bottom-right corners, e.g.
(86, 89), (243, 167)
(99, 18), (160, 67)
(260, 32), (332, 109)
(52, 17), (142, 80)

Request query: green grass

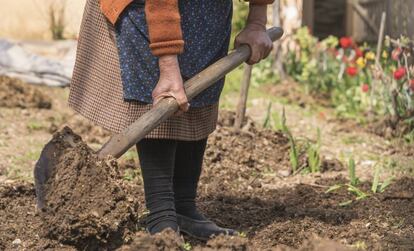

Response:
(122, 149), (137, 161)
(6, 142), (44, 181)
(27, 120), (46, 131)
(341, 135), (365, 145)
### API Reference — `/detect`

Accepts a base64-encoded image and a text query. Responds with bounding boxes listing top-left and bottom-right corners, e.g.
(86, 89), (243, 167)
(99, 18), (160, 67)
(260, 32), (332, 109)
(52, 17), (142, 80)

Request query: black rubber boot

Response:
(177, 213), (237, 240)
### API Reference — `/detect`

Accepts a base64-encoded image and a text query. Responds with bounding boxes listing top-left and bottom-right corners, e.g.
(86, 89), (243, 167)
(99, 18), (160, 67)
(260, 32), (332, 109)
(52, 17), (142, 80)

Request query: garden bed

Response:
(1, 113), (413, 250)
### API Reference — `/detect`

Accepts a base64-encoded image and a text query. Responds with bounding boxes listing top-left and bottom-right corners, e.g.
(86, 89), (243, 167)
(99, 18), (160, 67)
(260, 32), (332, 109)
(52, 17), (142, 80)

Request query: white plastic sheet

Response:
(0, 39), (76, 87)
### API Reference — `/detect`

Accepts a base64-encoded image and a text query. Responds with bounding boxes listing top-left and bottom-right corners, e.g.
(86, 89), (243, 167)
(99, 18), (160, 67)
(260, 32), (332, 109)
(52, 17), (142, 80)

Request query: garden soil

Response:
(37, 127), (140, 250)
(0, 109), (413, 250)
(0, 76), (52, 109)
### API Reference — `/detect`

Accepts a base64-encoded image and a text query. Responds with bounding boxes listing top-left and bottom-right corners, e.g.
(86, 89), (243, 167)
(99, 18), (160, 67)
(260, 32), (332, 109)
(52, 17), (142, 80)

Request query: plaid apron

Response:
(68, 0), (218, 140)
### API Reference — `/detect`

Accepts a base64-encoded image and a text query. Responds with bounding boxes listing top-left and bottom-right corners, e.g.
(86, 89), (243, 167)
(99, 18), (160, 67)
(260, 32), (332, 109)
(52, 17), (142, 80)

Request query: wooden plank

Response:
(351, 0), (379, 35)
(302, 0), (314, 32)
(375, 12), (386, 66)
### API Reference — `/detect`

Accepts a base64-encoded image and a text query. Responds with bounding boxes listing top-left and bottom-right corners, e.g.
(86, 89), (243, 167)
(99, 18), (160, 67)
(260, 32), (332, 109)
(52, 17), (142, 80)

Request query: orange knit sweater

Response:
(100, 0), (274, 56)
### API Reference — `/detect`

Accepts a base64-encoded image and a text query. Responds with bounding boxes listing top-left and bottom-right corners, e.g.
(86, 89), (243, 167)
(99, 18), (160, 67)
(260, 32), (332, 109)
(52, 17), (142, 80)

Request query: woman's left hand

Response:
(235, 23), (273, 65)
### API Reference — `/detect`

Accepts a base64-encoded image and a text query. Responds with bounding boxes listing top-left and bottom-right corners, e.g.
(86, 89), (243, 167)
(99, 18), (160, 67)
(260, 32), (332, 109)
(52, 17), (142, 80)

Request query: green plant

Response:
(238, 231), (247, 238)
(326, 161), (393, 206)
(48, 0), (66, 40)
(182, 242), (192, 251)
(348, 157), (359, 186)
(371, 165), (394, 193)
(252, 57), (280, 86)
(123, 168), (140, 181)
(351, 240), (367, 250)
(285, 28), (414, 138)
(306, 128), (321, 173)
(346, 184), (368, 200)
(280, 108), (299, 172)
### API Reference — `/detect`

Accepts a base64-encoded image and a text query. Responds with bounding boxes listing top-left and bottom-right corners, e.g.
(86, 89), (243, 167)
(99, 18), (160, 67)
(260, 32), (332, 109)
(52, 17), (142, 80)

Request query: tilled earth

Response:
(0, 75), (52, 109)
(1, 77), (414, 250)
(1, 122), (413, 250)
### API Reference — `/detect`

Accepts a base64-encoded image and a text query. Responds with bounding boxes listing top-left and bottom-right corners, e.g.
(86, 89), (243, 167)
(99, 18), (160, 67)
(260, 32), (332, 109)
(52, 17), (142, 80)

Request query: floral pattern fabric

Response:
(115, 0), (233, 107)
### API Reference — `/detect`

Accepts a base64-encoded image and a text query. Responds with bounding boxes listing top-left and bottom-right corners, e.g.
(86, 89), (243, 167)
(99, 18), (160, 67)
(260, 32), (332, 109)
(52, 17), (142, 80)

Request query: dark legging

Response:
(136, 138), (207, 234)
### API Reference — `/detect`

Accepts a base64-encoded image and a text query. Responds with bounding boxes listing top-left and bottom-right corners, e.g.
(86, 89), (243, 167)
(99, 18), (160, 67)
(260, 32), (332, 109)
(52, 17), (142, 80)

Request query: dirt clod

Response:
(197, 235), (249, 251)
(118, 229), (184, 251)
(0, 75), (52, 109)
(39, 128), (139, 250)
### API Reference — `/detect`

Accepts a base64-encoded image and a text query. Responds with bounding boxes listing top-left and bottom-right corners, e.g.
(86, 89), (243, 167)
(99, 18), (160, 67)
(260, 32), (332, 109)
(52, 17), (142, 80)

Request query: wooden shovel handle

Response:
(98, 27), (284, 159)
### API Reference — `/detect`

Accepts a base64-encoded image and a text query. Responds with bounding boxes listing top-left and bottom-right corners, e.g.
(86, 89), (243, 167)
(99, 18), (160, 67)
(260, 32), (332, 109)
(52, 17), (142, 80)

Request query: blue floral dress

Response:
(115, 0), (233, 108)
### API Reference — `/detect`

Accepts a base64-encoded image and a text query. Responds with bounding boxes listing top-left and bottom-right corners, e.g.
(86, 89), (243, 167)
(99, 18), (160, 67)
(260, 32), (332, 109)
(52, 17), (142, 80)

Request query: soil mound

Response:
(118, 229), (184, 251)
(208, 111), (294, 176)
(0, 75), (52, 109)
(0, 182), (75, 250)
(39, 127), (139, 250)
(195, 235), (249, 251)
(119, 232), (249, 251)
(273, 237), (352, 251)
(369, 116), (414, 139)
(205, 111), (341, 187)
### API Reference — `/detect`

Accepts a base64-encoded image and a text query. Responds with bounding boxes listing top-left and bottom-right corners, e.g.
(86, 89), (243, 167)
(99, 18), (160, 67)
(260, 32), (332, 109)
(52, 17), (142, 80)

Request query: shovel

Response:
(34, 27), (284, 209)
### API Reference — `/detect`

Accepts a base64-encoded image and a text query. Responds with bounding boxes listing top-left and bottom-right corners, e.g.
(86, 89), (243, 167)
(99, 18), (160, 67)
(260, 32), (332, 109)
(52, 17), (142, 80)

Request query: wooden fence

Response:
(303, 0), (414, 41)
(351, 0), (414, 41)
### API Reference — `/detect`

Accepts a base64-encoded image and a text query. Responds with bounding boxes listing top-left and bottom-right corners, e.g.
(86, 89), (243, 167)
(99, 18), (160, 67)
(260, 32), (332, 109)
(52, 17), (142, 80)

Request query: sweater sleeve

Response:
(144, 0), (274, 57)
(145, 0), (184, 57)
(246, 0), (275, 4)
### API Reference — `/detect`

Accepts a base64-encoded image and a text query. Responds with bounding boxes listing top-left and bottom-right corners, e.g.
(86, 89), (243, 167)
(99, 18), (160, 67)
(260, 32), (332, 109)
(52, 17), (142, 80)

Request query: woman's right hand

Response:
(152, 55), (189, 112)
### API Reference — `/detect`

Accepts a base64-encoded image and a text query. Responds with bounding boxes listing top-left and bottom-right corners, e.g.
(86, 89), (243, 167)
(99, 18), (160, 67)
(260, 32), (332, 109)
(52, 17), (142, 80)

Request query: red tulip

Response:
(340, 37), (353, 49)
(361, 84), (369, 93)
(346, 66), (358, 77)
(410, 79), (414, 92)
(391, 48), (402, 61)
(393, 67), (406, 80)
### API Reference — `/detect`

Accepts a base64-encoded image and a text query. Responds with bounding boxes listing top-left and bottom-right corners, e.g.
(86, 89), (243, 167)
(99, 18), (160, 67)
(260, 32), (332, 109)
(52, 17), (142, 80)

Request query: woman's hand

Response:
(234, 4), (273, 65)
(152, 55), (189, 112)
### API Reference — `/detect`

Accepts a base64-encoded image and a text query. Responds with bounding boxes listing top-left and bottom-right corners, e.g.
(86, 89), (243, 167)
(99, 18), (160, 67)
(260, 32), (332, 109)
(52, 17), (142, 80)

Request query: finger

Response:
(234, 35), (242, 49)
(153, 92), (174, 106)
(175, 93), (189, 112)
(248, 48), (261, 65)
(153, 91), (189, 113)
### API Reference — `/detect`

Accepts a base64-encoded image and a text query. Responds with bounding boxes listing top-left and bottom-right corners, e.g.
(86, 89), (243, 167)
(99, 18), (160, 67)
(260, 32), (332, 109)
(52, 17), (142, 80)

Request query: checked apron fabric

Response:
(68, 0), (219, 140)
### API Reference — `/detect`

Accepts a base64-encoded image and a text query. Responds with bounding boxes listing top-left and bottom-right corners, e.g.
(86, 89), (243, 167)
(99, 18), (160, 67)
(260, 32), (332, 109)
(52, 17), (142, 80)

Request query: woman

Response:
(69, 0), (274, 240)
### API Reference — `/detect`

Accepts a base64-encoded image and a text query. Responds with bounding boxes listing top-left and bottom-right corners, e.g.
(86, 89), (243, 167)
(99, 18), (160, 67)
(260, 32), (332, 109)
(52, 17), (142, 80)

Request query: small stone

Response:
(278, 170), (291, 177)
(91, 210), (100, 217)
(12, 239), (21, 247)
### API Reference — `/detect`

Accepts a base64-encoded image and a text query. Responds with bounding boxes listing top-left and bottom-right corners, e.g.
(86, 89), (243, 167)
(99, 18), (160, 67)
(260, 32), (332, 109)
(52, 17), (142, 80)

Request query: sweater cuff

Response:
(145, 0), (184, 57)
(149, 40), (185, 57)
(246, 0), (275, 4)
